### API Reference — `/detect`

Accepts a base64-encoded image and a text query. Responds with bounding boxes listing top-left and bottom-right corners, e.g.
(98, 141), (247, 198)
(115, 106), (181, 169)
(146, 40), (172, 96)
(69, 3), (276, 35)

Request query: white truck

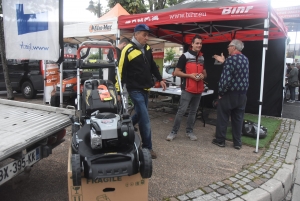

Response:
(0, 99), (75, 186)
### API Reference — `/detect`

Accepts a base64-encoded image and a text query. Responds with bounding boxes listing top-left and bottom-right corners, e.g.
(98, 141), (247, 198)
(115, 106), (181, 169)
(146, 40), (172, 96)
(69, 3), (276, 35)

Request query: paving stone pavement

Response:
(167, 119), (300, 201)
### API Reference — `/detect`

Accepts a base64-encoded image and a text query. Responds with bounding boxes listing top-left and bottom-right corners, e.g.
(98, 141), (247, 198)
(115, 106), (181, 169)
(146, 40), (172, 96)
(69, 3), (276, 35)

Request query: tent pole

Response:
(116, 29), (120, 46)
(255, 1), (270, 152)
(59, 62), (63, 108)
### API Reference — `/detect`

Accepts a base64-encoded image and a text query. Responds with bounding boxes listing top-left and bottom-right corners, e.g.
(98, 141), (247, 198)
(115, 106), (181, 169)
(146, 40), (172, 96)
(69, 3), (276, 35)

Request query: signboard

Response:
(2, 0), (60, 60)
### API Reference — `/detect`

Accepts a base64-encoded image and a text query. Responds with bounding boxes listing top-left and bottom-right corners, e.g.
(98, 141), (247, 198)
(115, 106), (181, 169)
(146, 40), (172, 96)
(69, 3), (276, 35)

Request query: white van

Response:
(162, 57), (181, 86)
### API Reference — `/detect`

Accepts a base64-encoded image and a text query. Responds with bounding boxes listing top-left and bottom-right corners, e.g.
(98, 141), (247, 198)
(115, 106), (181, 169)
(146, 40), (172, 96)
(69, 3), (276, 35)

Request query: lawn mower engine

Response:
(89, 112), (135, 150)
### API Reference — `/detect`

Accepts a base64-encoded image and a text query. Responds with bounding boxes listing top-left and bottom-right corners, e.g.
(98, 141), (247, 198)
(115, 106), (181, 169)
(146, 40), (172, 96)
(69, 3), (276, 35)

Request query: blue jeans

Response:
(129, 90), (152, 150)
(171, 90), (202, 133)
(289, 85), (296, 100)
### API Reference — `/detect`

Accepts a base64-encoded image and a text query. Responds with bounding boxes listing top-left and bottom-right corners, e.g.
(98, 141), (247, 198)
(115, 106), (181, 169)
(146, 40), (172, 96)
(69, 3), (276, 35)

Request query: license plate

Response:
(0, 147), (41, 186)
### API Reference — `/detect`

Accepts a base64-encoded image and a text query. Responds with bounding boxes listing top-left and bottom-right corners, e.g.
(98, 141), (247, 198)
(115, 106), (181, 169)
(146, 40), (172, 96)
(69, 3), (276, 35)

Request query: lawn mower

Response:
(69, 41), (152, 186)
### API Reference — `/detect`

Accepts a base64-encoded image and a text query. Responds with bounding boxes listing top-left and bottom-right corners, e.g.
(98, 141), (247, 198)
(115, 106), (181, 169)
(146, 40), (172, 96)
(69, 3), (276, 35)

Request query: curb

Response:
(168, 119), (300, 201)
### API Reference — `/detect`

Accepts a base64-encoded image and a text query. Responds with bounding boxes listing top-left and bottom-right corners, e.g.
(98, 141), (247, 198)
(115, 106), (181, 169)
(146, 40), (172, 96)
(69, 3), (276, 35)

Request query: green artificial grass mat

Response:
(226, 113), (281, 148)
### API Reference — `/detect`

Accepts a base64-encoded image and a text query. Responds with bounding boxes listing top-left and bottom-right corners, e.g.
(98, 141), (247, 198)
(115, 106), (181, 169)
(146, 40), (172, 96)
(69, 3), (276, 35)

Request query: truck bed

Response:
(0, 99), (75, 161)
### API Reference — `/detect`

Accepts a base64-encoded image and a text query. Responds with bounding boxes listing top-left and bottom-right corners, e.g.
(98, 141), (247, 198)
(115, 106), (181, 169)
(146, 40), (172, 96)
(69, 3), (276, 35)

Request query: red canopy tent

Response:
(118, 0), (288, 152)
(118, 0), (287, 44)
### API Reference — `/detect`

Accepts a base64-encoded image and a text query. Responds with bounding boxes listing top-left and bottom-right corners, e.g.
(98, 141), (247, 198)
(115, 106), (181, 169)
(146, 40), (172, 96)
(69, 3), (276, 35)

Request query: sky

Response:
(63, 0), (300, 43)
(64, 0), (108, 22)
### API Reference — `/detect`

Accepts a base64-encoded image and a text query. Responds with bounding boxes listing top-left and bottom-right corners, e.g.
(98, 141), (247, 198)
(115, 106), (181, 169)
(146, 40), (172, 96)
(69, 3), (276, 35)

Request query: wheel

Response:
(139, 148), (152, 178)
(71, 154), (81, 186)
(21, 81), (37, 99)
(50, 95), (60, 107)
(83, 161), (90, 179)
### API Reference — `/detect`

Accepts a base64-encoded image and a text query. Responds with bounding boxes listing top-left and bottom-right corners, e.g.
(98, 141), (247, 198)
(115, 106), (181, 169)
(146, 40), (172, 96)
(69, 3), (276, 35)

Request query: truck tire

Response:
(22, 81), (37, 99)
(139, 148), (152, 178)
(50, 95), (60, 107)
(71, 154), (81, 186)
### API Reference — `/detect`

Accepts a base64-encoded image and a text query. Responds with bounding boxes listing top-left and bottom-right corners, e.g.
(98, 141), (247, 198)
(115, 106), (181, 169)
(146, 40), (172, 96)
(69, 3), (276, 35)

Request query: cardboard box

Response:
(67, 147), (149, 201)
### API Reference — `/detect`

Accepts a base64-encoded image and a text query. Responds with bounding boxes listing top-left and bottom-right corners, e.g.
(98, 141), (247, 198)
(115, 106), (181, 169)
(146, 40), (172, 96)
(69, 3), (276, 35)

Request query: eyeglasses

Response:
(228, 45), (234, 48)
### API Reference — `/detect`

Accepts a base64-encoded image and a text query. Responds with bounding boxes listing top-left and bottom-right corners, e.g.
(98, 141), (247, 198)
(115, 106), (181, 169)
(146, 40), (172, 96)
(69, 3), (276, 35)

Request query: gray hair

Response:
(229, 39), (244, 51)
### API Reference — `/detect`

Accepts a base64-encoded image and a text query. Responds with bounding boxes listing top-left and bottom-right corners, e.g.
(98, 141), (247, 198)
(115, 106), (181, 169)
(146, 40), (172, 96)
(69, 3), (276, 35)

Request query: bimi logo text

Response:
(221, 6), (254, 15)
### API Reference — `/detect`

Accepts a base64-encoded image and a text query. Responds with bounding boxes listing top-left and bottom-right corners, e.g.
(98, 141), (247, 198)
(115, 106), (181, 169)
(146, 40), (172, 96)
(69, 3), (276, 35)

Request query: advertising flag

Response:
(2, 0), (60, 60)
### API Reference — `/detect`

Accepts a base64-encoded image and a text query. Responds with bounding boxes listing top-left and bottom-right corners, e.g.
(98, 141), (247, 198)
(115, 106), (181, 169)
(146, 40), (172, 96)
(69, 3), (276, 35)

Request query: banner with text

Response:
(274, 6), (300, 19)
(2, 0), (60, 60)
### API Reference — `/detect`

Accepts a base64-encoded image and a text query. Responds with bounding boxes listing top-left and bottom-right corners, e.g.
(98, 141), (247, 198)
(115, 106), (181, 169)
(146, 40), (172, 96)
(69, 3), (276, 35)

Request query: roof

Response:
(118, 0), (287, 44)
(96, 3), (129, 21)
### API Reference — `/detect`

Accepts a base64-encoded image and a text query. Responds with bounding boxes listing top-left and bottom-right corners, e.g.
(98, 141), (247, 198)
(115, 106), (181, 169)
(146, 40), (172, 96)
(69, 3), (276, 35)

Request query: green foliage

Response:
(164, 48), (176, 62)
(226, 113), (281, 148)
(108, 0), (146, 14)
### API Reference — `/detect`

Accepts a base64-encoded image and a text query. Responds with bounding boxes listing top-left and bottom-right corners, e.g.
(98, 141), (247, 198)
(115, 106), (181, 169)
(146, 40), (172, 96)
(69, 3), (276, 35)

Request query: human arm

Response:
(214, 53), (225, 64)
(173, 55), (202, 81)
(218, 59), (232, 97)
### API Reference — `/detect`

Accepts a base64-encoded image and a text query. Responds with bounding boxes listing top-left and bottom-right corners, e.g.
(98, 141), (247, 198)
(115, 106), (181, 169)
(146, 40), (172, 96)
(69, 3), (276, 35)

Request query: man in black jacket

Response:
(116, 24), (166, 159)
(107, 38), (130, 83)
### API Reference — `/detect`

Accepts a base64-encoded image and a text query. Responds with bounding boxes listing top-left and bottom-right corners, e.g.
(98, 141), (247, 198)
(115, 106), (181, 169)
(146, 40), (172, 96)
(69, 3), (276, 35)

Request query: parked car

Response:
(0, 59), (44, 99)
(162, 57), (181, 86)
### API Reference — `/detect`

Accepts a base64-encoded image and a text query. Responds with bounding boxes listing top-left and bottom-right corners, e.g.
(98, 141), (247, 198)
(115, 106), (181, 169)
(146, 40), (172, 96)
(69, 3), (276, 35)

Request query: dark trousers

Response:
(215, 92), (247, 146)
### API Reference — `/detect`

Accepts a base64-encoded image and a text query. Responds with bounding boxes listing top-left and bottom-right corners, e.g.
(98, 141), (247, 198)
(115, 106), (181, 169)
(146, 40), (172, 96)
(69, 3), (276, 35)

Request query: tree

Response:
(148, 0), (167, 12)
(108, 0), (147, 14)
(0, 0), (14, 100)
(166, 0), (185, 7)
(164, 48), (176, 63)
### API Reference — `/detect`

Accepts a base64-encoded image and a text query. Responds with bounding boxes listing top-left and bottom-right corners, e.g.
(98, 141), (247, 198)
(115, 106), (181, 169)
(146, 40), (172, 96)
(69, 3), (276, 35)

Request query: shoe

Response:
(234, 145), (241, 150)
(150, 150), (157, 159)
(186, 132), (197, 141)
(166, 131), (177, 141)
(287, 100), (295, 103)
(212, 139), (225, 147)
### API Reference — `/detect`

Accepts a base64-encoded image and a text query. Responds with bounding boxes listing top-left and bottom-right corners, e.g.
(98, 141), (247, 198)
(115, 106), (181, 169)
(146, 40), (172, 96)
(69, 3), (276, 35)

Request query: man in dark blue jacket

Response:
(213, 39), (249, 150)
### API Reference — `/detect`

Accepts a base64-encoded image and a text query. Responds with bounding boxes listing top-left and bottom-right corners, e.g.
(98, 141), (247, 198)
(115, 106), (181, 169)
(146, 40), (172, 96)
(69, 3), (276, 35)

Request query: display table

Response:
(149, 87), (214, 126)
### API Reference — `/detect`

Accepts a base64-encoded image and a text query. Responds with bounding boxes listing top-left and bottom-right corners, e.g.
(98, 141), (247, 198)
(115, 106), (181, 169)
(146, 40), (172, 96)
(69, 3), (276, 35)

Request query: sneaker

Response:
(287, 100), (295, 103)
(234, 145), (241, 150)
(212, 139), (225, 147)
(186, 132), (197, 141)
(166, 131), (177, 141)
(150, 150), (157, 159)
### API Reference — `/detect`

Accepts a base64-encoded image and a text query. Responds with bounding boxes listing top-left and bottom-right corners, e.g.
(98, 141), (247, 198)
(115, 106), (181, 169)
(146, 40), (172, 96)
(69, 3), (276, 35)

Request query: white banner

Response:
(64, 17), (119, 38)
(2, 0), (60, 60)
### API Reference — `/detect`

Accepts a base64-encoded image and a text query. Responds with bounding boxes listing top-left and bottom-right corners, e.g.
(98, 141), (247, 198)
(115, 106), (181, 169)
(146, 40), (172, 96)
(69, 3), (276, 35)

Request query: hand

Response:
(117, 95), (121, 101)
(214, 53), (225, 63)
(190, 73), (199, 81)
(160, 80), (167, 91)
(218, 96), (222, 99)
